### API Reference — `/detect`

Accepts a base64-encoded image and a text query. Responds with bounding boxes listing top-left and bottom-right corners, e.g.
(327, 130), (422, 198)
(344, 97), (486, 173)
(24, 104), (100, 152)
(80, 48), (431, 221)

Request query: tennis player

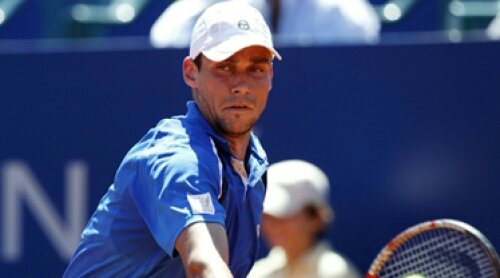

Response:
(64, 1), (281, 277)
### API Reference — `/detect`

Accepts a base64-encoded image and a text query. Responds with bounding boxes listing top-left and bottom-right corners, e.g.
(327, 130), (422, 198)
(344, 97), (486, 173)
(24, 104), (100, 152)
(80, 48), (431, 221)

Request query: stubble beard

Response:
(214, 115), (258, 137)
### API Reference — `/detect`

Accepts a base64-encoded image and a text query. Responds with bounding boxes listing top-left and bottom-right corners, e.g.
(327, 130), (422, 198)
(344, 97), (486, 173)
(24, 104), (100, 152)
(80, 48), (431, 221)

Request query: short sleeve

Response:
(127, 148), (226, 256)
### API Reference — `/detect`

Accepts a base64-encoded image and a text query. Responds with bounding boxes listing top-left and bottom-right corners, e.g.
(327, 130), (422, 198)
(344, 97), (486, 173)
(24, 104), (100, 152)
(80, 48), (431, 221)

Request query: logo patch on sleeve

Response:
(187, 192), (215, 215)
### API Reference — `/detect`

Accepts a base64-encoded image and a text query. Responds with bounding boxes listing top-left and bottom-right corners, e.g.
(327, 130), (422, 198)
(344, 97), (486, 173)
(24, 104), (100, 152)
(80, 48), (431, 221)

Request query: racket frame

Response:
(366, 219), (500, 278)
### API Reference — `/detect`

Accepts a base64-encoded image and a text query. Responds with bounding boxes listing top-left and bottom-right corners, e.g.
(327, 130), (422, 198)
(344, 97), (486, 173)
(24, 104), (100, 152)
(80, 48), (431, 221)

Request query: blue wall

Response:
(1, 41), (500, 276)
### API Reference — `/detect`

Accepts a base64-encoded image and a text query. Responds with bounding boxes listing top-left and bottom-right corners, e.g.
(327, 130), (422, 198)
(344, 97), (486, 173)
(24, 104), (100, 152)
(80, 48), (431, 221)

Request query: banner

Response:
(1, 42), (499, 276)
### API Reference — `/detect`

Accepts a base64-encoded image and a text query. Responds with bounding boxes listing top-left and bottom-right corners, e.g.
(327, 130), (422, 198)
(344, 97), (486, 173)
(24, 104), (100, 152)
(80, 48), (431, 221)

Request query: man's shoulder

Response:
(146, 117), (214, 147)
(123, 117), (217, 167)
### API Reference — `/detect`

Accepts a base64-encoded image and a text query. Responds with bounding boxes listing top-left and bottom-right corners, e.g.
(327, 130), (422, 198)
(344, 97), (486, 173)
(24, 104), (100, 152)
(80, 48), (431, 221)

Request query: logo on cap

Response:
(237, 20), (250, 30)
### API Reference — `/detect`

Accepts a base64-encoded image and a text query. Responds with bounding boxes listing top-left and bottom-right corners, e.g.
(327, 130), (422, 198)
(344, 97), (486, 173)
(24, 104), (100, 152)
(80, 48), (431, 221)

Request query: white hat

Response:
(189, 1), (282, 62)
(263, 160), (332, 220)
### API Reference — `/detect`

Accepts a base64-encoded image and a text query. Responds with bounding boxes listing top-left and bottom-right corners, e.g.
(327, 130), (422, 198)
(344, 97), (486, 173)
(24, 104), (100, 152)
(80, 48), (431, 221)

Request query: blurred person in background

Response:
(487, 12), (500, 40)
(248, 160), (362, 278)
(150, 0), (380, 48)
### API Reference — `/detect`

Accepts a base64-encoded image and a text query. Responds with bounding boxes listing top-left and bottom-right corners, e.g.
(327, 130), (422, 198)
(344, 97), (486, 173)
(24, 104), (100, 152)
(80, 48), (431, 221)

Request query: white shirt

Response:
(487, 12), (500, 40)
(274, 0), (380, 45)
(248, 242), (362, 278)
(149, 0), (380, 48)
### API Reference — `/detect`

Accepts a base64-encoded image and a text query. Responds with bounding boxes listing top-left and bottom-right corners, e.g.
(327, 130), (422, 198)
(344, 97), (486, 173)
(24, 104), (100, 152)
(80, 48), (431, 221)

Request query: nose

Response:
(230, 74), (252, 95)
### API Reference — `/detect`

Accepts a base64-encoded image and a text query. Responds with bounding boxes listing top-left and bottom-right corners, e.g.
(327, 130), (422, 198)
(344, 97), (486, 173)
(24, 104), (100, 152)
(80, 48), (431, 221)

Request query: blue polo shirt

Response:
(64, 101), (268, 277)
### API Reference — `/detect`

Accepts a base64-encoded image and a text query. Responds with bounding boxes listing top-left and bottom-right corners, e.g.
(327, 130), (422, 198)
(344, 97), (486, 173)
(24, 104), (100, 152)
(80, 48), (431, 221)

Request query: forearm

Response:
(175, 222), (232, 278)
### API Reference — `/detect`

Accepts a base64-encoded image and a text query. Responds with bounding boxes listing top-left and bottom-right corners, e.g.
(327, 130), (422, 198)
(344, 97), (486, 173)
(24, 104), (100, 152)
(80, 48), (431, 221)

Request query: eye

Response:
(217, 64), (233, 72)
(250, 64), (270, 74)
(251, 66), (264, 73)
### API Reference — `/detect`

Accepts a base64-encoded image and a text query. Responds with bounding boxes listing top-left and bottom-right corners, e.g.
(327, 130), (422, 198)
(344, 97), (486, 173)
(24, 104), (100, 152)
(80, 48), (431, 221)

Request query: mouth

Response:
(225, 103), (252, 111)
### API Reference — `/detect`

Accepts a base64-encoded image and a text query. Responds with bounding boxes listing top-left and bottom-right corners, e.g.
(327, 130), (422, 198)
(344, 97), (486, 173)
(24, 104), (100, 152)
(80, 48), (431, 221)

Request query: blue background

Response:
(1, 40), (500, 276)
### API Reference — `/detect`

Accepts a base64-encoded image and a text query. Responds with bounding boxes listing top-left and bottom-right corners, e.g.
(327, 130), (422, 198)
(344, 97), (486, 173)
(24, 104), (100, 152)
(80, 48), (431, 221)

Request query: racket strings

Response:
(379, 228), (497, 278)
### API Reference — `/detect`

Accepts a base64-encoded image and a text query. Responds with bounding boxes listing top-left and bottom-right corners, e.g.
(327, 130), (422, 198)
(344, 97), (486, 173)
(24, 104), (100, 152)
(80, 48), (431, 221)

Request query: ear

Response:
(183, 57), (198, 88)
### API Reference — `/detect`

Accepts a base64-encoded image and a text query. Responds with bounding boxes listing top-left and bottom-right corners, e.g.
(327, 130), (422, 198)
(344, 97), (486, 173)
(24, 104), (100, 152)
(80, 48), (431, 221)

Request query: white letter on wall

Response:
(1, 161), (88, 262)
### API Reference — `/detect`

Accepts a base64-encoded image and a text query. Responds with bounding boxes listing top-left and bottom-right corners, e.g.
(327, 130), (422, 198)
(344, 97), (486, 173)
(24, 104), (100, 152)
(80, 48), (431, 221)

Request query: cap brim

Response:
(263, 184), (300, 218)
(201, 35), (282, 62)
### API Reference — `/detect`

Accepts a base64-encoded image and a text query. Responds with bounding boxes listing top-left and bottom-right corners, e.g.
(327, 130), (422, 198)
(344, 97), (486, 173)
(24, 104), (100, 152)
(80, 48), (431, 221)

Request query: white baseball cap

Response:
(263, 160), (333, 221)
(189, 1), (282, 62)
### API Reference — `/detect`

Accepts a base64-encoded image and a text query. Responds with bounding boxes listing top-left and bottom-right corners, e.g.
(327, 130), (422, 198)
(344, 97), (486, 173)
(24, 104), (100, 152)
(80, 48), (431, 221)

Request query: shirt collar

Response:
(185, 100), (219, 139)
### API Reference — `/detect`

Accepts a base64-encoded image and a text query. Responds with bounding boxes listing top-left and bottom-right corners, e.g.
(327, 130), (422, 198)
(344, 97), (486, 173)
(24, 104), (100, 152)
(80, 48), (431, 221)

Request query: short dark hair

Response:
(303, 204), (329, 241)
(194, 54), (203, 69)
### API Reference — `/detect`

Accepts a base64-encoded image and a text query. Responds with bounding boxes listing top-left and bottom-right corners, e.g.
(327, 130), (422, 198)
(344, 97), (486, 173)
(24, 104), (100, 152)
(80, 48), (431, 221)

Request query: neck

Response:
(284, 235), (316, 264)
(285, 243), (312, 265)
(224, 133), (251, 160)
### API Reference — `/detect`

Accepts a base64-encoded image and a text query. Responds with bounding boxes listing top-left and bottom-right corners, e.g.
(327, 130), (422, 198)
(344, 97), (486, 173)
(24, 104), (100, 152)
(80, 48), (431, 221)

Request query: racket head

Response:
(366, 219), (500, 278)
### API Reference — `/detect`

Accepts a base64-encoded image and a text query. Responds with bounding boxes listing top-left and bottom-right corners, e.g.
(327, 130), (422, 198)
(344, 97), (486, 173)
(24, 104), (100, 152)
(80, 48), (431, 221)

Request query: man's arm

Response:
(175, 222), (232, 278)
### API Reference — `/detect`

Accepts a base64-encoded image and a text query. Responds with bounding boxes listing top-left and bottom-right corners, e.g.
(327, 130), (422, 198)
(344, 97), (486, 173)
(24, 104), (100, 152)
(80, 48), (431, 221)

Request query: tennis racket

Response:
(366, 219), (500, 278)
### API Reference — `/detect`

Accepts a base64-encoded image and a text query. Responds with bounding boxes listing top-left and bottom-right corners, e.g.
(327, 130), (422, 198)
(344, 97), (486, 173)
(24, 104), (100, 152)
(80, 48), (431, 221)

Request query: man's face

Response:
(183, 46), (274, 138)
